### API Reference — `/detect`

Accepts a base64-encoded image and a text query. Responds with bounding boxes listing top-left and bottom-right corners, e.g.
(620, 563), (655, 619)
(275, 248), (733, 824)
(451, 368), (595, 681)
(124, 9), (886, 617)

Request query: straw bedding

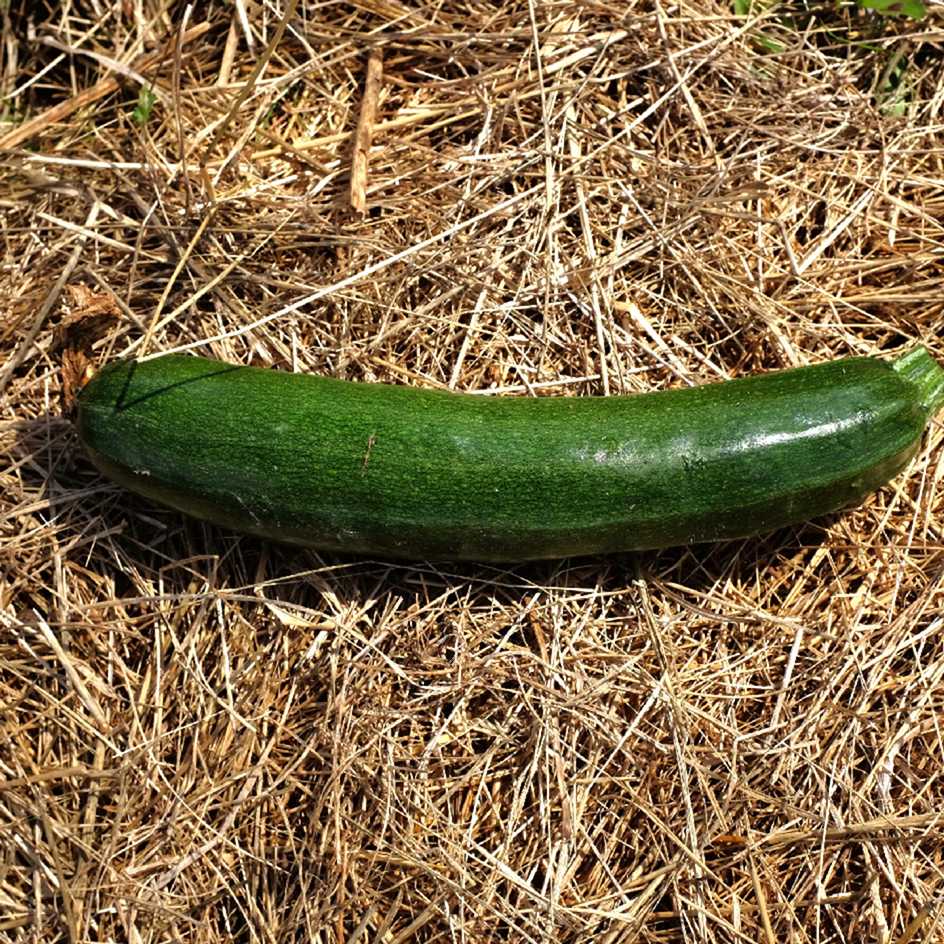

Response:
(2, 2), (943, 941)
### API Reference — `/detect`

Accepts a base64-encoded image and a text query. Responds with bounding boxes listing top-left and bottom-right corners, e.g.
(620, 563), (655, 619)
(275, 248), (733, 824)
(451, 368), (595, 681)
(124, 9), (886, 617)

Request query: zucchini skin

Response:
(76, 350), (942, 561)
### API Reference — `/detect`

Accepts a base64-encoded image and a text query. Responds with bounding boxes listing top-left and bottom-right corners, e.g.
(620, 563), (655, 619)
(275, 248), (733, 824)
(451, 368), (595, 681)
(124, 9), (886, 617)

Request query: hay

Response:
(2, 1), (943, 940)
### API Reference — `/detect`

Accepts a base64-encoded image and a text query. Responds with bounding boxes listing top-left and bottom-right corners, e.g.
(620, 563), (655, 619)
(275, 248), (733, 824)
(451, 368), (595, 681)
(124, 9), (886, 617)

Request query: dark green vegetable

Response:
(76, 347), (944, 561)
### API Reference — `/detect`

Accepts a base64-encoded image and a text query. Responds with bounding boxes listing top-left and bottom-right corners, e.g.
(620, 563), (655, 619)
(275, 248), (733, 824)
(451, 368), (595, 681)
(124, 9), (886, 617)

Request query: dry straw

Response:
(2, 1), (944, 941)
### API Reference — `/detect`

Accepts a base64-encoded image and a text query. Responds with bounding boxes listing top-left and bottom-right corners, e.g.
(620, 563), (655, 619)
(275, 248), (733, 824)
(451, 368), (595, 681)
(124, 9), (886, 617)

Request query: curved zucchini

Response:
(76, 348), (944, 561)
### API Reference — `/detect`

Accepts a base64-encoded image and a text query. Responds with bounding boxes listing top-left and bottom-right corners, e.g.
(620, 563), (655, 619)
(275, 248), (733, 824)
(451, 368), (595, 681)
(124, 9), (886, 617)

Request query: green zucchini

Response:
(76, 347), (944, 561)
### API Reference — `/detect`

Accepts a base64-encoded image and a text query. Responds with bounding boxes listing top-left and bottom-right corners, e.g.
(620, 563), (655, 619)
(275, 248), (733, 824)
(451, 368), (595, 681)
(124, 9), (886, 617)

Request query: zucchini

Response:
(76, 347), (944, 561)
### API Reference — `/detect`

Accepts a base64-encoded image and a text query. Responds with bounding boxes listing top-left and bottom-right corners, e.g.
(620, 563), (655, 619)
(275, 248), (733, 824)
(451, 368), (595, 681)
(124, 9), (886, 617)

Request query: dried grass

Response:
(2, 1), (944, 941)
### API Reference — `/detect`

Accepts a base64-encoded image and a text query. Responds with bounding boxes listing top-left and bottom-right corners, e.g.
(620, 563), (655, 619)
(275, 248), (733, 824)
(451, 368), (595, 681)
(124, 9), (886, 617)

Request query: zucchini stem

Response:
(892, 346), (944, 417)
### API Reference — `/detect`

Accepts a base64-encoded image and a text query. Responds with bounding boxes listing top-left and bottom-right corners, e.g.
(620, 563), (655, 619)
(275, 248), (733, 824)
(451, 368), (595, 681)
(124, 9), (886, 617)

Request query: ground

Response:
(2, 2), (944, 942)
